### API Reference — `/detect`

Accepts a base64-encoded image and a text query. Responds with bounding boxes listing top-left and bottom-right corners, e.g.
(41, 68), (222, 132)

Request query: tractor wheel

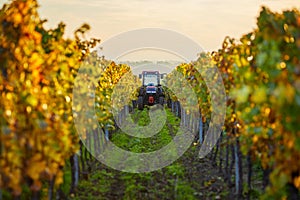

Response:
(167, 98), (172, 108)
(137, 96), (144, 110)
(159, 96), (164, 106)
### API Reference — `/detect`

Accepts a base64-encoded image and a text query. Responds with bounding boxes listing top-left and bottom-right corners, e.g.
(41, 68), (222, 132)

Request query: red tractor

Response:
(137, 71), (166, 110)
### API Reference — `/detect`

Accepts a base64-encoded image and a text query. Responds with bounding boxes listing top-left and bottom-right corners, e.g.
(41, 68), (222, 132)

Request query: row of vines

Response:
(0, 0), (139, 199)
(170, 7), (300, 199)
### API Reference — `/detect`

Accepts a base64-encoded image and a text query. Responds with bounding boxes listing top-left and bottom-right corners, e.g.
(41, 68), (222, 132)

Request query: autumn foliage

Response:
(0, 0), (138, 197)
(0, 0), (92, 195)
(167, 6), (300, 199)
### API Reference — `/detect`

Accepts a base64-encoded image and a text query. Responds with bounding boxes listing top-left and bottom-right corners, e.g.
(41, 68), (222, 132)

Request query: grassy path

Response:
(74, 108), (229, 200)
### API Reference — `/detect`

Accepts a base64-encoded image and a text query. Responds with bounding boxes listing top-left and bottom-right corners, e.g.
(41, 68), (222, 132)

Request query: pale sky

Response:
(1, 0), (300, 60)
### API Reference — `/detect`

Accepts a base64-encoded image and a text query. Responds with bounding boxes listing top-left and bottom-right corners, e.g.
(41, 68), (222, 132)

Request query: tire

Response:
(167, 99), (172, 108)
(132, 100), (137, 108)
(159, 96), (164, 106)
(137, 96), (144, 110)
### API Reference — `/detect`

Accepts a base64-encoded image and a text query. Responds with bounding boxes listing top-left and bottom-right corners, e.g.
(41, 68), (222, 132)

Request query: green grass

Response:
(111, 108), (179, 153)
(74, 107), (197, 200)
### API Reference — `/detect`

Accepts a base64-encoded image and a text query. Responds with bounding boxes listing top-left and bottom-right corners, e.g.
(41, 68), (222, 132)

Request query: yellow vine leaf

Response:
(251, 86), (267, 104)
